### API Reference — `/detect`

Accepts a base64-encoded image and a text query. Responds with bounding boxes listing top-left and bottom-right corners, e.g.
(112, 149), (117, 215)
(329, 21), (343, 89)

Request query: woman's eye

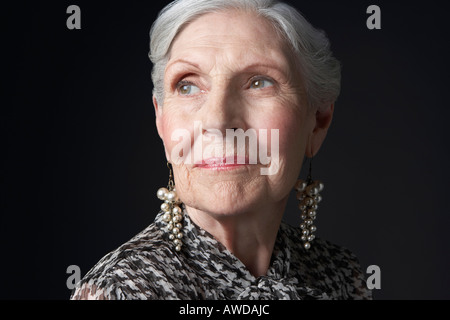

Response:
(177, 82), (201, 96)
(250, 78), (274, 89)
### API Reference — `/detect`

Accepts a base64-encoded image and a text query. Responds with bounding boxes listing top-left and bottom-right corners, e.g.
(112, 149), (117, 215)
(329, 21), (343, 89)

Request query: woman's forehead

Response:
(167, 10), (292, 74)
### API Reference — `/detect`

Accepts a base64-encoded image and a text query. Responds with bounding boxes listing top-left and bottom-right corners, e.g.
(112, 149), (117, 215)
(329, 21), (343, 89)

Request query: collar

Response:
(155, 208), (329, 300)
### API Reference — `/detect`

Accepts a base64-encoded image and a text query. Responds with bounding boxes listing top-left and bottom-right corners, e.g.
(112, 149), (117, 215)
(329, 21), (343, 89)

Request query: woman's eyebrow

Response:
(166, 58), (201, 73)
(166, 57), (289, 79)
(239, 61), (289, 76)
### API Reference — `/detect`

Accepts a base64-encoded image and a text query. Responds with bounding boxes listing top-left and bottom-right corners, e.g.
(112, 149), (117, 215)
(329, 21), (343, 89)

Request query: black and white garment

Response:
(71, 210), (372, 300)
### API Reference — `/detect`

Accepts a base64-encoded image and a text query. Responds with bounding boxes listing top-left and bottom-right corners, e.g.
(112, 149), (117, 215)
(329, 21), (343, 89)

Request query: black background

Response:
(2, 0), (449, 299)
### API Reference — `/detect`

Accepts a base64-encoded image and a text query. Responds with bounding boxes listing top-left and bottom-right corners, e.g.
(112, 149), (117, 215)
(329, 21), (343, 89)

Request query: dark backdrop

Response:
(2, 0), (449, 299)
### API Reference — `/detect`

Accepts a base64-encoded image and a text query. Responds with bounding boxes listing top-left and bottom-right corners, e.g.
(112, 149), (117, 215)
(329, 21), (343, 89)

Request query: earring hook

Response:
(307, 157), (313, 184)
(167, 162), (175, 190)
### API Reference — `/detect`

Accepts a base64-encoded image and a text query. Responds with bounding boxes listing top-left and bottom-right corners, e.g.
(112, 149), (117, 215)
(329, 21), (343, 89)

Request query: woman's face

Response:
(155, 10), (319, 217)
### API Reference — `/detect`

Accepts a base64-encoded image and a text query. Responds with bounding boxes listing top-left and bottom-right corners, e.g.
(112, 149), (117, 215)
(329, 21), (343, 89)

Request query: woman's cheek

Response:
(161, 113), (192, 163)
(256, 110), (302, 154)
(260, 108), (308, 187)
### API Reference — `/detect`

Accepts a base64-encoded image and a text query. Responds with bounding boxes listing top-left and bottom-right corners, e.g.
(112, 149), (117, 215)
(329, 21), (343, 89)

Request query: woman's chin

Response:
(184, 191), (265, 218)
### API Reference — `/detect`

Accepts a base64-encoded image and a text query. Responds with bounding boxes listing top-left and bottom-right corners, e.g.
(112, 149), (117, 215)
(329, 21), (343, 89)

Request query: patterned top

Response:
(71, 210), (372, 300)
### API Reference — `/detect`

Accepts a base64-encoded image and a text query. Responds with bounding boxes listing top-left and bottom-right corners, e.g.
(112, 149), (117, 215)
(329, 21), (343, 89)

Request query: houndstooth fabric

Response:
(71, 209), (372, 300)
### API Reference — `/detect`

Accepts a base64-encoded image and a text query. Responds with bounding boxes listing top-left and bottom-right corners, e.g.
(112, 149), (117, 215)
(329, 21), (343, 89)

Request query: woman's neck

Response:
(185, 199), (287, 277)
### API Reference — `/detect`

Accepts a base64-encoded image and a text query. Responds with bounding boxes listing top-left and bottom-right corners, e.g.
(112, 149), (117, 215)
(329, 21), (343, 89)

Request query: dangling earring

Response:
(295, 157), (324, 250)
(157, 162), (184, 252)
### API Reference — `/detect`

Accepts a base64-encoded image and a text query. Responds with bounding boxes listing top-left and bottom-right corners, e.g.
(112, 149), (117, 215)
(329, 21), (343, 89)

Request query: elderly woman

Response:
(71, 0), (371, 300)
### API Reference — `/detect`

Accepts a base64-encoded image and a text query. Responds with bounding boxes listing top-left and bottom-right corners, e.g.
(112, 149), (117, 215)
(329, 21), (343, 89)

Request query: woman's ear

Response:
(153, 95), (164, 140)
(153, 95), (172, 161)
(306, 103), (334, 158)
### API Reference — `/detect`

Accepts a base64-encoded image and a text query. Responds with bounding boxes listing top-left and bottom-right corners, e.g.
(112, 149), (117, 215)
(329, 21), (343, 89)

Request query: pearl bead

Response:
(304, 197), (315, 206)
(162, 213), (172, 222)
(160, 202), (170, 212)
(304, 242), (311, 250)
(315, 195), (322, 203)
(172, 227), (180, 234)
(306, 219), (313, 225)
(172, 214), (182, 223)
(306, 185), (318, 196)
(169, 234), (175, 240)
(173, 239), (181, 246)
(296, 192), (305, 201)
(177, 232), (183, 239)
(157, 187), (168, 200)
(318, 182), (324, 192)
(301, 235), (307, 241)
(310, 225), (317, 232)
(295, 180), (307, 191)
(176, 223), (183, 229)
(308, 234), (315, 241)
(172, 206), (182, 215)
(308, 210), (316, 217)
(166, 191), (176, 202)
(175, 245), (182, 252)
(300, 223), (306, 229)
(302, 229), (309, 236)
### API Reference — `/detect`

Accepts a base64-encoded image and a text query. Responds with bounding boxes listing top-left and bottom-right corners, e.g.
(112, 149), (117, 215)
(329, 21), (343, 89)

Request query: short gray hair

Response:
(149, 0), (341, 110)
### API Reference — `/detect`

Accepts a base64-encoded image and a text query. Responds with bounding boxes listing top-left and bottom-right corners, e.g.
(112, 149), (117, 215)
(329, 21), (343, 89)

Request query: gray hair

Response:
(149, 0), (341, 110)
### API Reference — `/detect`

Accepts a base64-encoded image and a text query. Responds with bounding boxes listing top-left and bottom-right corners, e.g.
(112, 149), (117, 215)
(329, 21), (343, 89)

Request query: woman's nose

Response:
(200, 84), (246, 134)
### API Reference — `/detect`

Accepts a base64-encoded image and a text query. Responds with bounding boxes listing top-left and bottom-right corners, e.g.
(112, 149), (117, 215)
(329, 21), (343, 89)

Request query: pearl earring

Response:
(157, 162), (184, 252)
(295, 158), (323, 250)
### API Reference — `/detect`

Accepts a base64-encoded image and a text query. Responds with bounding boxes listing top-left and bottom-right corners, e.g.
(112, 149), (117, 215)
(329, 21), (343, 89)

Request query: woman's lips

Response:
(194, 156), (251, 170)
